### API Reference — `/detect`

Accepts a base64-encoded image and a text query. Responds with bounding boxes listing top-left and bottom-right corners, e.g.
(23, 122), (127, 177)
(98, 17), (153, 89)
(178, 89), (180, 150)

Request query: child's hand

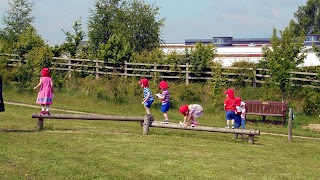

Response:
(141, 101), (145, 104)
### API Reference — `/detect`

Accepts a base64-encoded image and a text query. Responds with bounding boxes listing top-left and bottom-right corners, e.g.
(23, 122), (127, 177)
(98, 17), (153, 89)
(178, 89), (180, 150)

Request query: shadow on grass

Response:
(0, 129), (38, 133)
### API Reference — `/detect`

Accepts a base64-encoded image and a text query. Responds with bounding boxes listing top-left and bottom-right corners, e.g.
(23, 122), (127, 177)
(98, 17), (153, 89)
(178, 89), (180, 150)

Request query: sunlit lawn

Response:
(1, 89), (320, 179)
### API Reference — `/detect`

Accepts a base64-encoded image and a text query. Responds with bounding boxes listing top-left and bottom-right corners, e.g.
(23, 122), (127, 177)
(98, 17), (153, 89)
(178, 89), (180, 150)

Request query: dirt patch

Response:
(304, 124), (320, 132)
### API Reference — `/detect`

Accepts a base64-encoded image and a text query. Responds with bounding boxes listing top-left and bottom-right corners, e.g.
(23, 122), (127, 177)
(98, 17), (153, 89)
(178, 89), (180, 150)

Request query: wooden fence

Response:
(4, 55), (320, 87)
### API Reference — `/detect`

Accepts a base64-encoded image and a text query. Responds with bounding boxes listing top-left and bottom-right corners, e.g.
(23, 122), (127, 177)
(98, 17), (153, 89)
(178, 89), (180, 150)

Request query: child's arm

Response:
(33, 79), (42, 90)
(51, 80), (54, 93)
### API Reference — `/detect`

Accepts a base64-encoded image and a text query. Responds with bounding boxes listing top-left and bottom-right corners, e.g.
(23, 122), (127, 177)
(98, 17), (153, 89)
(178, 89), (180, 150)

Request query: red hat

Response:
(41, 68), (50, 77)
(179, 104), (189, 116)
(159, 80), (168, 89)
(138, 78), (149, 87)
(224, 88), (234, 99)
(235, 97), (241, 106)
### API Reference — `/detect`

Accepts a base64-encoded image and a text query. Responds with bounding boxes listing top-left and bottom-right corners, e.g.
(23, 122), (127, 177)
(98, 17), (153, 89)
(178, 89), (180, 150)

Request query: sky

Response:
(0, 0), (307, 45)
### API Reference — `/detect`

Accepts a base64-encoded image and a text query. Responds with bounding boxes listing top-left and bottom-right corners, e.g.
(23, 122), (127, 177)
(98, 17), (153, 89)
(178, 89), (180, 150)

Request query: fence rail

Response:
(4, 55), (320, 87)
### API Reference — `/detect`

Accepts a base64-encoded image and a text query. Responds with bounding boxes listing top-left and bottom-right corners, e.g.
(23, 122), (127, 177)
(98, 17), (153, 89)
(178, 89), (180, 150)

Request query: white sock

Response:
(41, 107), (45, 111)
(46, 106), (49, 112)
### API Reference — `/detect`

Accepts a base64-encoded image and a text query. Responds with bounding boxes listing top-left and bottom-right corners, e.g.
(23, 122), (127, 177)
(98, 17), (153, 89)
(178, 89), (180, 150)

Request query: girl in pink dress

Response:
(33, 68), (54, 115)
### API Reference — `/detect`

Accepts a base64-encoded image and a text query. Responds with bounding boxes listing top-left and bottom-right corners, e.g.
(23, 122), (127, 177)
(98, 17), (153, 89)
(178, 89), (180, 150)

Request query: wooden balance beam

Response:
(142, 118), (260, 144)
(32, 113), (145, 129)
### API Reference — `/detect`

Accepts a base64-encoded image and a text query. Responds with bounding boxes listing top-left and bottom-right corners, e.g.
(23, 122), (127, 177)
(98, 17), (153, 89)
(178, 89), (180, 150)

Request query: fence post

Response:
(288, 108), (293, 142)
(68, 57), (72, 79)
(186, 62), (190, 85)
(253, 68), (257, 87)
(153, 63), (157, 83)
(124, 61), (127, 79)
(95, 60), (99, 80)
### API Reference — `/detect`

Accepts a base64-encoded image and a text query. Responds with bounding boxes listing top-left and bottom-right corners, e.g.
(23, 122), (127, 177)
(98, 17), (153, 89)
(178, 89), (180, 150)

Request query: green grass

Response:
(1, 89), (320, 179)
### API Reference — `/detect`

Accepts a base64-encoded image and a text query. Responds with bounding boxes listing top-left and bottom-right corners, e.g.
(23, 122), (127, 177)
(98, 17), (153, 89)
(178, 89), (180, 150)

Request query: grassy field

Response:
(1, 89), (320, 179)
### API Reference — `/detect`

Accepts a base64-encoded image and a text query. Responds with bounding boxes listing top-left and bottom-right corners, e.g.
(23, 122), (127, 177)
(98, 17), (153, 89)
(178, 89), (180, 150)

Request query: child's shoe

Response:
(225, 125), (230, 129)
(45, 111), (50, 115)
(231, 124), (235, 129)
(179, 121), (185, 126)
(40, 111), (46, 115)
(162, 119), (170, 124)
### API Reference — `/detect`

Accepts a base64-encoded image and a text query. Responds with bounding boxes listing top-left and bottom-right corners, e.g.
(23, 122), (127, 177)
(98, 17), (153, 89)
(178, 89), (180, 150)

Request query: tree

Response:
(87, 0), (164, 54)
(2, 0), (35, 42)
(292, 0), (320, 35)
(262, 26), (306, 101)
(87, 0), (124, 52)
(120, 0), (164, 52)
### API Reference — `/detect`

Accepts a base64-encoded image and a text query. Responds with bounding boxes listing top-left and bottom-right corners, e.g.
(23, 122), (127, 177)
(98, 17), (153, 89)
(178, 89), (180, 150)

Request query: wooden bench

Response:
(142, 118), (260, 144)
(32, 113), (146, 129)
(244, 100), (287, 125)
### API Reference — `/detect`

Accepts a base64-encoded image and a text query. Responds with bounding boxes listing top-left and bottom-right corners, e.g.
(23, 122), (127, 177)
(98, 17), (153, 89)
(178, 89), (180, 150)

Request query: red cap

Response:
(138, 78), (149, 87)
(224, 88), (234, 99)
(179, 104), (189, 116)
(41, 68), (50, 77)
(159, 80), (168, 89)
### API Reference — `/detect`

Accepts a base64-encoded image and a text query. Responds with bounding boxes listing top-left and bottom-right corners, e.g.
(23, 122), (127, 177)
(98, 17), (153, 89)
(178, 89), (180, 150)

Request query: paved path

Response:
(5, 101), (320, 141)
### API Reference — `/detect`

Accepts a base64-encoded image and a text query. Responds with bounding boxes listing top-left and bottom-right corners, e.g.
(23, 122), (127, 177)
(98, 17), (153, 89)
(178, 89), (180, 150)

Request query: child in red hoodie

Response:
(224, 88), (235, 129)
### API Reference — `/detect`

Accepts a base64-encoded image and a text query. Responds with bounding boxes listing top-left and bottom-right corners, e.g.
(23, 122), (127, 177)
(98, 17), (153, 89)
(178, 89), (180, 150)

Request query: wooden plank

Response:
(150, 121), (260, 135)
(31, 113), (144, 121)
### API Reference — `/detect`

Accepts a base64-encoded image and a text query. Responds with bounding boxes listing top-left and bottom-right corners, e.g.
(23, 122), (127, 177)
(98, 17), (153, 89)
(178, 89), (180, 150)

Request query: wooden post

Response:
(153, 63), (157, 83)
(124, 61), (127, 79)
(95, 60), (99, 80)
(252, 68), (257, 87)
(68, 57), (72, 79)
(143, 115), (151, 135)
(247, 135), (254, 144)
(38, 118), (44, 130)
(186, 62), (190, 85)
(288, 108), (293, 142)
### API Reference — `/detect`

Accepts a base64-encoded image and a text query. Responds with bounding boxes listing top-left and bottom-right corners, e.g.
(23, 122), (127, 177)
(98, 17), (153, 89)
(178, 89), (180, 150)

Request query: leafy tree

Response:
(61, 19), (86, 57)
(87, 0), (164, 54)
(262, 26), (306, 101)
(87, 0), (124, 52)
(2, 0), (35, 43)
(120, 0), (164, 52)
(98, 34), (132, 64)
(292, 0), (320, 34)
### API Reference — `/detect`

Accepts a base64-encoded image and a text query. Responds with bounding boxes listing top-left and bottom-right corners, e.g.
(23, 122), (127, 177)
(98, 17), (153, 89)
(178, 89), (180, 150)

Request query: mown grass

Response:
(1, 85), (320, 179)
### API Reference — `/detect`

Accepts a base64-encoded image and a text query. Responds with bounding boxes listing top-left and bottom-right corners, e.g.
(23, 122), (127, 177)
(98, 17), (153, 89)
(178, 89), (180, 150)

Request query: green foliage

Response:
(262, 27), (306, 101)
(292, 0), (320, 34)
(98, 34), (132, 64)
(14, 27), (45, 56)
(2, 0), (35, 42)
(189, 43), (215, 76)
(210, 60), (225, 107)
(26, 45), (53, 76)
(87, 0), (164, 54)
(301, 88), (320, 115)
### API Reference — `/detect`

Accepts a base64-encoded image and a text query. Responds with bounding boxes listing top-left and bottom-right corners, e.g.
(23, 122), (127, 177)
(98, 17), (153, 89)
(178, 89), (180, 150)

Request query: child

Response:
(234, 97), (242, 139)
(179, 104), (203, 127)
(224, 88), (235, 129)
(156, 80), (170, 124)
(240, 101), (246, 130)
(33, 68), (54, 115)
(138, 78), (154, 116)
